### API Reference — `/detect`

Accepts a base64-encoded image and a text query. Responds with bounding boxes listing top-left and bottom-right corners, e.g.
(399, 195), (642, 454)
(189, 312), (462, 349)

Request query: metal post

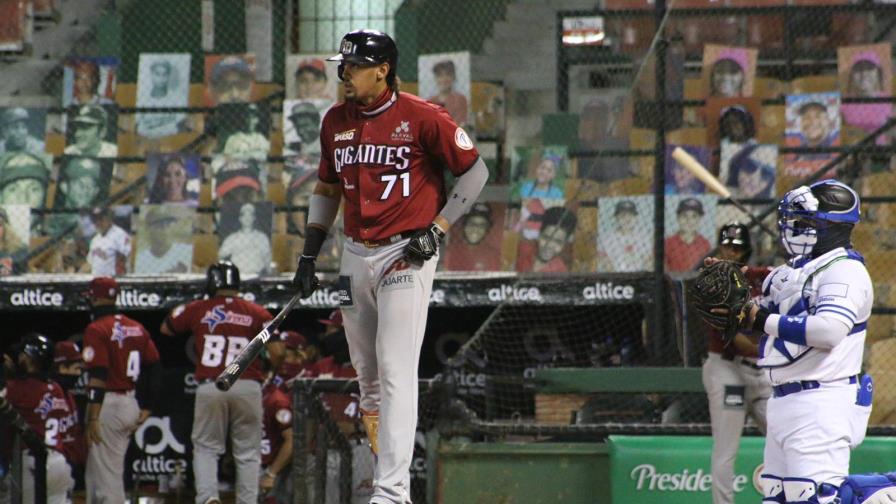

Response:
(33, 446), (46, 504)
(652, 0), (668, 364)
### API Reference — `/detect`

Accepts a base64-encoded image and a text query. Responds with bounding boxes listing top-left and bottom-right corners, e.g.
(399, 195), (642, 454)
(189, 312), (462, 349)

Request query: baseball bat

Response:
(214, 293), (303, 391)
(671, 147), (776, 237)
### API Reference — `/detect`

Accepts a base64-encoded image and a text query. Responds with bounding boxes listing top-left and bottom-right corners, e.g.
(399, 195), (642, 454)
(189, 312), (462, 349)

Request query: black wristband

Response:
(302, 226), (328, 258)
(87, 387), (105, 404)
(752, 307), (770, 334)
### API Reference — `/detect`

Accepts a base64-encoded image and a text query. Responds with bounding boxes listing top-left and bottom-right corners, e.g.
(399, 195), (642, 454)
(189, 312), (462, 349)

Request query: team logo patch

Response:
(337, 275), (354, 307)
(201, 305), (253, 332)
(334, 129), (355, 142)
(454, 127), (473, 150)
(111, 321), (145, 347)
(83, 346), (95, 363)
(276, 408), (292, 425)
(391, 121), (413, 142)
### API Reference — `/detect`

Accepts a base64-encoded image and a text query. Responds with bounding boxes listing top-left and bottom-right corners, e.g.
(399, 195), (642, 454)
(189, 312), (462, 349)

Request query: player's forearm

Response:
(302, 183), (342, 258)
(268, 430), (293, 475)
(437, 157), (489, 229)
(762, 312), (852, 349)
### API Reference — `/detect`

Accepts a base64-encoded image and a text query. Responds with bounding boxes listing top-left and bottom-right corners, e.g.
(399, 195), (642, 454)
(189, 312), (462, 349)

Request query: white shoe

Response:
(865, 487), (896, 504)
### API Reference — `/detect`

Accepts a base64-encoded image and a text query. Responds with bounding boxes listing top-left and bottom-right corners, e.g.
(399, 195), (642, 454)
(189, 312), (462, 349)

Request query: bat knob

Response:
(215, 376), (232, 391)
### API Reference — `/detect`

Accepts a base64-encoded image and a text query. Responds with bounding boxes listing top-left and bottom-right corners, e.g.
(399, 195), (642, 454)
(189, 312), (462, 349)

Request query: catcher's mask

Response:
(777, 179), (859, 257)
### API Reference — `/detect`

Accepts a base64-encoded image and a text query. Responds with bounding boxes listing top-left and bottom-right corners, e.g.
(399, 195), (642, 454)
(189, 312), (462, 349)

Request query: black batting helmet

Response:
(328, 29), (398, 83)
(206, 261), (240, 296)
(718, 221), (752, 261)
(19, 333), (54, 374)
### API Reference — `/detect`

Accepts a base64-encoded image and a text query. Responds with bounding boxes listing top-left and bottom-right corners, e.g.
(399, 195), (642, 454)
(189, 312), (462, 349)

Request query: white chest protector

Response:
(757, 248), (871, 383)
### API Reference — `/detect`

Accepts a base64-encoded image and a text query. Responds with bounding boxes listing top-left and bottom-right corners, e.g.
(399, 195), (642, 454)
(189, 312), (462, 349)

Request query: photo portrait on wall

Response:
(145, 153), (201, 206)
(418, 51), (471, 126)
(136, 53), (191, 138)
(596, 195), (654, 273)
(285, 54), (339, 101)
(784, 92), (841, 178)
(63, 56), (118, 107)
(205, 53), (256, 106)
(701, 44), (758, 98)
(217, 200), (273, 276)
(838, 43), (893, 144)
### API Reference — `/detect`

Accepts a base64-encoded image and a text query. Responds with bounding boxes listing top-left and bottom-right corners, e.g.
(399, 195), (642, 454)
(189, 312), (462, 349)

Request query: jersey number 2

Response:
(380, 172), (410, 200)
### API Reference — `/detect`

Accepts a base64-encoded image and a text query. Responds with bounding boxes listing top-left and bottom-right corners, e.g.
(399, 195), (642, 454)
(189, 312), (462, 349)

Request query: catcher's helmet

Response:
(19, 333), (54, 374)
(206, 261), (240, 296)
(328, 29), (398, 82)
(777, 179), (859, 257)
(718, 221), (752, 260)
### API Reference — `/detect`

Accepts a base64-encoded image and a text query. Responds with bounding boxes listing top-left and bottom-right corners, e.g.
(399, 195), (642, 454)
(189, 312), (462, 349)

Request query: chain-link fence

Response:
(2, 0), (896, 501)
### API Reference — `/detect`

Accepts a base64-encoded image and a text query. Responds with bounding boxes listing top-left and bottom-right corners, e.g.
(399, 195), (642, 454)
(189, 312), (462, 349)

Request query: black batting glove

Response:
(403, 223), (445, 266)
(293, 255), (320, 298)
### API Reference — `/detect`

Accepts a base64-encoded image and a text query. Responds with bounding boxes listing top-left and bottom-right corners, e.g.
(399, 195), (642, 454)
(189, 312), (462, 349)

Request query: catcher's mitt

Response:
(691, 260), (752, 345)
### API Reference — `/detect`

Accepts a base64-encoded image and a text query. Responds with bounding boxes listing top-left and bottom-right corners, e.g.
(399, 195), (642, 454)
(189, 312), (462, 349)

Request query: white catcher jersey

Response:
(757, 247), (872, 385)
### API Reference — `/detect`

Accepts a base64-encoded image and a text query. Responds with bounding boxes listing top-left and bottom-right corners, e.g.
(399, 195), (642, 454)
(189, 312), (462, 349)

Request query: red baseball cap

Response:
(280, 330), (307, 350)
(54, 341), (82, 363)
(318, 310), (343, 327)
(296, 58), (326, 75)
(88, 276), (118, 300)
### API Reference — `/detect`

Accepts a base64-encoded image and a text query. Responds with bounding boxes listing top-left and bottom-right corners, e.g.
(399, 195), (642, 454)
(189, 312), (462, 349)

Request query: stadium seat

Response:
(683, 78), (702, 100)
(267, 180), (285, 206)
(45, 133), (65, 156)
(115, 83), (137, 108)
(27, 236), (58, 273)
(192, 234), (218, 272)
(199, 182), (212, 208)
(754, 77), (786, 99)
(272, 233), (298, 273)
(572, 207), (597, 272)
(789, 75), (838, 94)
(110, 163), (147, 204)
(116, 132), (143, 157)
(666, 127), (707, 146)
(759, 106), (785, 144)
(269, 130), (283, 157)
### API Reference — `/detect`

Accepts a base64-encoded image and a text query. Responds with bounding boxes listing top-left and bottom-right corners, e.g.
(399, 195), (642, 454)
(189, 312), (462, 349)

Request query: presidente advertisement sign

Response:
(609, 436), (896, 503)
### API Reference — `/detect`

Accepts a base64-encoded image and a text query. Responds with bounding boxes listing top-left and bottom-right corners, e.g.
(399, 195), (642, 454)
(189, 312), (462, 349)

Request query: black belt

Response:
(354, 230), (415, 248)
(773, 375), (858, 398)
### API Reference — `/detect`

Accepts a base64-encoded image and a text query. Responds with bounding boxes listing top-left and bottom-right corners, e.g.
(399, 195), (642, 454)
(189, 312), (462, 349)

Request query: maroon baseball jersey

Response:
(58, 388), (86, 466)
(83, 314), (160, 391)
(5, 378), (74, 453)
(318, 90), (480, 241)
(261, 386), (292, 467)
(166, 296), (273, 382)
(309, 356), (359, 424)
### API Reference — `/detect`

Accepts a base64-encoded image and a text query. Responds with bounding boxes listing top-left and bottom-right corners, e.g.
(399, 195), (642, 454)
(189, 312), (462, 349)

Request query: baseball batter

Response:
(292, 29), (489, 504)
(82, 276), (160, 504)
(702, 223), (771, 504)
(3, 334), (76, 504)
(161, 262), (272, 504)
(742, 180), (890, 503)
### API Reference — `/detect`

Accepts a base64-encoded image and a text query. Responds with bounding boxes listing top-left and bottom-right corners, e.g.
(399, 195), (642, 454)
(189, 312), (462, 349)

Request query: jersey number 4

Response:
(201, 335), (250, 367)
(380, 172), (410, 200)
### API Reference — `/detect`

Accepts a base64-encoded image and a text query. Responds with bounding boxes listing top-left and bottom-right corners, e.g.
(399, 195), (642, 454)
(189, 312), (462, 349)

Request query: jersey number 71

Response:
(380, 173), (410, 200)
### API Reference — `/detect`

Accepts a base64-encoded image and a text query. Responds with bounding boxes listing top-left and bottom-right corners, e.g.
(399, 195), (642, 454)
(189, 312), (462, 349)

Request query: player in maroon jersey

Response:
(2, 334), (76, 503)
(701, 222), (773, 504)
(81, 276), (160, 504)
(259, 383), (293, 503)
(270, 330), (315, 390)
(161, 261), (273, 504)
(52, 341), (87, 483)
(292, 29), (489, 504)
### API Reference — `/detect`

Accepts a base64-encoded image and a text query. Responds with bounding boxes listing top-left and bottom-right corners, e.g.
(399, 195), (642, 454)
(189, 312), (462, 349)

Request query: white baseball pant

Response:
(86, 391), (140, 503)
(339, 238), (437, 504)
